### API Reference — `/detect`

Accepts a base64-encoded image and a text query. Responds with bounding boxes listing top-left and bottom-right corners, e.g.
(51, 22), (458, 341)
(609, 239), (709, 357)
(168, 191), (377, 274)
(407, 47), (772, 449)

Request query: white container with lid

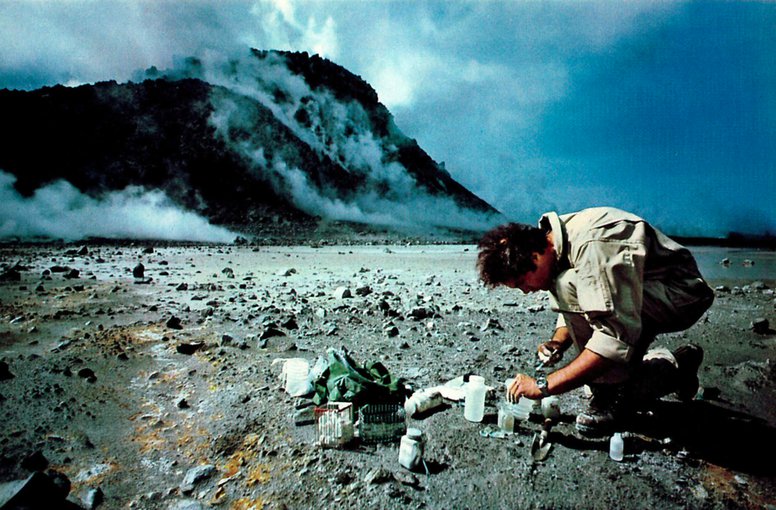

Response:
(609, 432), (624, 461)
(541, 396), (561, 420)
(399, 427), (424, 470)
(464, 375), (486, 422)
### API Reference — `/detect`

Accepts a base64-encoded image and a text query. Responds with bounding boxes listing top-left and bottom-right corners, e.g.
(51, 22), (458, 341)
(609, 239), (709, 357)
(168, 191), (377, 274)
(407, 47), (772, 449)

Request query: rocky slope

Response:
(0, 50), (500, 241)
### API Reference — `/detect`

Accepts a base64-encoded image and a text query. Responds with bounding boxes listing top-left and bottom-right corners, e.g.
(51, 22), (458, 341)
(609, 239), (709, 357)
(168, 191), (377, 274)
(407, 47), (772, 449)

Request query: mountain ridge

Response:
(0, 49), (500, 241)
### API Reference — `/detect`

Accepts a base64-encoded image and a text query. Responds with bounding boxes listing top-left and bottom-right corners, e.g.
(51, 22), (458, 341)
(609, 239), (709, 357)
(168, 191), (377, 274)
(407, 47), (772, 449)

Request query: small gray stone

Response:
(180, 465), (215, 494)
(82, 487), (104, 509)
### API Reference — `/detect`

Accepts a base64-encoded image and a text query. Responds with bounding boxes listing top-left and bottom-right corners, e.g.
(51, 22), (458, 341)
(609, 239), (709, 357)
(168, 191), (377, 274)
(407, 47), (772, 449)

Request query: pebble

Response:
(82, 487), (105, 509)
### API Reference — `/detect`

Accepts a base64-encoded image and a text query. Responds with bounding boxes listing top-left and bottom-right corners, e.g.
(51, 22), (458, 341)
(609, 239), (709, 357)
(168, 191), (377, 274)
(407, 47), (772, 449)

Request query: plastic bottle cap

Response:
(406, 427), (423, 440)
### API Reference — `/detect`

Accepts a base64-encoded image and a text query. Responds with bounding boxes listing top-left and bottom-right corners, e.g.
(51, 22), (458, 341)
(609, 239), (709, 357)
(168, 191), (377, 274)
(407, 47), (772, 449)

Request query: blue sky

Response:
(1, 0), (774, 237)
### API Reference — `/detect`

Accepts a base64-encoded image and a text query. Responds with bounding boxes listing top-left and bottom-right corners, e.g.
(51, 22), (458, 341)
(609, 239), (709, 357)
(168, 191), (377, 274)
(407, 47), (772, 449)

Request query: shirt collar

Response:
(539, 211), (566, 263)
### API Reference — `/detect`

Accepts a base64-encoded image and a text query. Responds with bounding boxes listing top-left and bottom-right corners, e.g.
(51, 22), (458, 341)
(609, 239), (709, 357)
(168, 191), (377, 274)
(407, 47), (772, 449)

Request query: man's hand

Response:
(506, 373), (542, 401)
(537, 340), (566, 365)
(537, 326), (573, 366)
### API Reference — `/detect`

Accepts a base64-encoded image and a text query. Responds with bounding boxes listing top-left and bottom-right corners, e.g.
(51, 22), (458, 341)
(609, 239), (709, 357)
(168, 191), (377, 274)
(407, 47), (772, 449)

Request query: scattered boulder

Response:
(0, 269), (21, 282)
(77, 368), (97, 383)
(176, 342), (205, 355)
(480, 318), (503, 331)
(751, 318), (771, 335)
(20, 450), (49, 471)
(0, 361), (14, 381)
(132, 263), (145, 278)
(260, 326), (286, 340)
(180, 464), (216, 494)
(166, 316), (183, 330)
(334, 286), (352, 299)
(0, 472), (79, 510)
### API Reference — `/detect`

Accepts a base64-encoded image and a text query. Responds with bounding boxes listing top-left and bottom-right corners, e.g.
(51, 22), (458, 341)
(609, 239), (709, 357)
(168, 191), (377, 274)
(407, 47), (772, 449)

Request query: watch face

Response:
(536, 376), (549, 395)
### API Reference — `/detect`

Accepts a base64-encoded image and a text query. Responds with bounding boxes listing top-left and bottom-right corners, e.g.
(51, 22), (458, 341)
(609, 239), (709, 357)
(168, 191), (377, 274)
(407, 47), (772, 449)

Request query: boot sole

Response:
(575, 421), (614, 438)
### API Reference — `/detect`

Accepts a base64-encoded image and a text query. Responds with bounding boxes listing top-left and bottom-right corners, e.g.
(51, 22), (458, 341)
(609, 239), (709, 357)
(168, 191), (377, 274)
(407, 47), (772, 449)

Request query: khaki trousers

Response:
(559, 276), (714, 400)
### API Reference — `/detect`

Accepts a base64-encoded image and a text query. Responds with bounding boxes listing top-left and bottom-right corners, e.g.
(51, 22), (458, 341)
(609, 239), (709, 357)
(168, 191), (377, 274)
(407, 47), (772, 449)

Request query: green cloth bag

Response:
(312, 348), (408, 406)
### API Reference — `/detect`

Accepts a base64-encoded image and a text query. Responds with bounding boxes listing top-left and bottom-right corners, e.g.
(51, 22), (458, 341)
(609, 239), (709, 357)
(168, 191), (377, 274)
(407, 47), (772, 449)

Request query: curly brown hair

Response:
(476, 222), (548, 287)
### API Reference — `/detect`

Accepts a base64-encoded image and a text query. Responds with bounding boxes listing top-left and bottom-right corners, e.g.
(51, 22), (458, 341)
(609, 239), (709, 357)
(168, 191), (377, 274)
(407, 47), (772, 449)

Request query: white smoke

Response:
(0, 171), (236, 242)
(197, 50), (500, 231)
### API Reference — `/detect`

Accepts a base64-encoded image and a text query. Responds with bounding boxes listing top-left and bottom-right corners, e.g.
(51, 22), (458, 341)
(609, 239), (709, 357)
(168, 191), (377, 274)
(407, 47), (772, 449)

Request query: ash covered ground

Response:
(0, 242), (774, 509)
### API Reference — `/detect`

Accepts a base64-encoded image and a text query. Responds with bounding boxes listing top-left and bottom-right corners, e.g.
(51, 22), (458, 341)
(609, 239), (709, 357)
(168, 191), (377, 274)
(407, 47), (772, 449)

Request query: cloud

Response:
(1, 1), (773, 237)
(203, 51), (500, 231)
(0, 172), (236, 242)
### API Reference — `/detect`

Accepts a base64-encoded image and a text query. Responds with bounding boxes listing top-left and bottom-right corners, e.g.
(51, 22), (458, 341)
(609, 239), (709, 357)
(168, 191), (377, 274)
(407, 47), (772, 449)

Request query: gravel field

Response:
(1, 242), (774, 510)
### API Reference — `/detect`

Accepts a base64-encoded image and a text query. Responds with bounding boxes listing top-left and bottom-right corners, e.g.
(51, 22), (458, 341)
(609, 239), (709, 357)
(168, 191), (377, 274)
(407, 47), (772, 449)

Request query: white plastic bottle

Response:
(464, 375), (486, 422)
(541, 396), (561, 420)
(398, 427), (424, 470)
(609, 432), (624, 462)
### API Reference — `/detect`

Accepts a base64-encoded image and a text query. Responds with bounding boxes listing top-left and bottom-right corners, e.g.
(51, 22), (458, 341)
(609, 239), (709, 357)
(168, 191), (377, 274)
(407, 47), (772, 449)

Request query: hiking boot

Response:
(673, 344), (703, 401)
(575, 384), (627, 437)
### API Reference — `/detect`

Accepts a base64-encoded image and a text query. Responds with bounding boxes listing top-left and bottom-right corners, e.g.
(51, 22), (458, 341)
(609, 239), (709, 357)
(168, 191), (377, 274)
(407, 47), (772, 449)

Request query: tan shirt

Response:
(542, 207), (709, 363)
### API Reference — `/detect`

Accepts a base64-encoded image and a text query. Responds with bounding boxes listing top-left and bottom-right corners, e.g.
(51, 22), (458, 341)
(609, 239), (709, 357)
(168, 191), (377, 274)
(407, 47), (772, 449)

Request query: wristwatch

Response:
(536, 375), (551, 397)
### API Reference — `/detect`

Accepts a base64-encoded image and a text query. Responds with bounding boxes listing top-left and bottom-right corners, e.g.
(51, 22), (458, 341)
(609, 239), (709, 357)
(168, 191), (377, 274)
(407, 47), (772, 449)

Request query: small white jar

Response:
(399, 427), (424, 470)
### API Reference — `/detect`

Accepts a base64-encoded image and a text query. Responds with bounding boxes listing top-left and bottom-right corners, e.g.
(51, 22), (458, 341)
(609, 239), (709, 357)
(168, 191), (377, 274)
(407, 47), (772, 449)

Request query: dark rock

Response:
(260, 327), (286, 340)
(0, 472), (81, 509)
(0, 269), (21, 282)
(355, 285), (373, 296)
(752, 318), (770, 335)
(0, 361), (14, 380)
(480, 318), (503, 331)
(176, 283), (188, 291)
(45, 469), (71, 499)
(176, 342), (205, 355)
(20, 450), (49, 471)
(166, 316), (183, 329)
(281, 317), (299, 330)
(132, 263), (145, 278)
(77, 368), (97, 382)
(64, 269), (80, 279)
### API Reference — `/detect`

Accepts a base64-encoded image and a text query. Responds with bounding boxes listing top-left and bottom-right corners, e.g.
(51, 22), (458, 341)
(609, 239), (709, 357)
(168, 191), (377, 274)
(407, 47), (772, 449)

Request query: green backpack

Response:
(312, 348), (408, 406)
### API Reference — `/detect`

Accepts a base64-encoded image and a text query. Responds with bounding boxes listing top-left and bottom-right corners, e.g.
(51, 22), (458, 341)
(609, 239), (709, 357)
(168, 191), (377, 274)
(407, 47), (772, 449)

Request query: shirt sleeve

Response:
(574, 238), (647, 363)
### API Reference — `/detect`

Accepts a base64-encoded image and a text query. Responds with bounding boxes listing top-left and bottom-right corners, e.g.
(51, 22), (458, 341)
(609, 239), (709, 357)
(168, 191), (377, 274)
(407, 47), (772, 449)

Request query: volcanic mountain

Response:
(0, 49), (501, 241)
